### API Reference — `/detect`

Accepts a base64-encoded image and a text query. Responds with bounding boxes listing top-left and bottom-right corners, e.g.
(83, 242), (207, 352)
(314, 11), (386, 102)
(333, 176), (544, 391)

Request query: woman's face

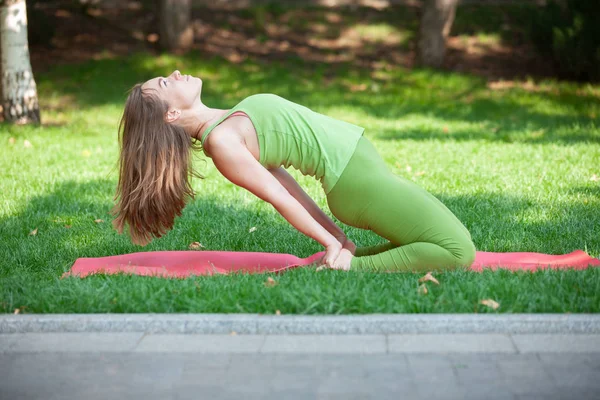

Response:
(142, 70), (202, 112)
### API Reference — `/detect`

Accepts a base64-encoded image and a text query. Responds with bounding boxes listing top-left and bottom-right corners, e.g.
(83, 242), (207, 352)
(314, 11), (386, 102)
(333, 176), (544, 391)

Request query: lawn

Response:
(1, 50), (599, 314)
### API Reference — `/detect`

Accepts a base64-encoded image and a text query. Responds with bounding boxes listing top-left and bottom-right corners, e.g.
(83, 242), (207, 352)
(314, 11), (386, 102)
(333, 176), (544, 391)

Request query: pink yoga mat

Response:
(63, 249), (600, 278)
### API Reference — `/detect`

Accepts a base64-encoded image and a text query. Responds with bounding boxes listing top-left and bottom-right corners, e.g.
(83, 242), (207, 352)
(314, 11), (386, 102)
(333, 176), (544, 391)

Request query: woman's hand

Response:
(318, 242), (342, 270)
(316, 248), (353, 271)
(315, 236), (356, 271)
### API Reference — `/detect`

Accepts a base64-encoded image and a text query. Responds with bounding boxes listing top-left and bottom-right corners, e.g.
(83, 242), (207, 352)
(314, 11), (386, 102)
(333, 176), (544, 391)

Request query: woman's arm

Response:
(269, 167), (347, 244)
(208, 134), (342, 261)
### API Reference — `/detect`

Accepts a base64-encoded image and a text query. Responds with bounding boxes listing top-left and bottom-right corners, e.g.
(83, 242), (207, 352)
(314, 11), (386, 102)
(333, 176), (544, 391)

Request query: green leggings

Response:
(326, 136), (476, 273)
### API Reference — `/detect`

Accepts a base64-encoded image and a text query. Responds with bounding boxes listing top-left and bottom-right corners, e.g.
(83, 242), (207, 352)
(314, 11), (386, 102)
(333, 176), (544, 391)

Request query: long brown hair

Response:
(111, 84), (204, 246)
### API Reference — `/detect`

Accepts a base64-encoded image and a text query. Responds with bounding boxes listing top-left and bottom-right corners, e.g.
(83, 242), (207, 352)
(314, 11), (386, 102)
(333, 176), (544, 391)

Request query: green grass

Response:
(1, 50), (599, 314)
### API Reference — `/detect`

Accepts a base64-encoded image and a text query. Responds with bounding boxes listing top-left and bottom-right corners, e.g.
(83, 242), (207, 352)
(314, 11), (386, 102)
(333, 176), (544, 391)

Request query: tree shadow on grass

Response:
(434, 191), (599, 257)
(1, 178), (597, 281)
(0, 179), (322, 279)
(568, 185), (600, 197)
(1, 177), (597, 314)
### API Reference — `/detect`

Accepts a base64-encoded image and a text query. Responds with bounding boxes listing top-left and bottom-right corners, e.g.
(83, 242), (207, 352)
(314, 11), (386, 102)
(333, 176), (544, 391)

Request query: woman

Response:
(112, 70), (476, 272)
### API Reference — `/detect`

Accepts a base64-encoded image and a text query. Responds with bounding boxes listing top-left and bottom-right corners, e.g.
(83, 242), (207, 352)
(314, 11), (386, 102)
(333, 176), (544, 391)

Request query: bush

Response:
(527, 0), (600, 82)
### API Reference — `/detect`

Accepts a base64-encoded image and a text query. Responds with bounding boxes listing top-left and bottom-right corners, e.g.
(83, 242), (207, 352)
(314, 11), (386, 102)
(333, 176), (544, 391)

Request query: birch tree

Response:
(0, 0), (40, 124)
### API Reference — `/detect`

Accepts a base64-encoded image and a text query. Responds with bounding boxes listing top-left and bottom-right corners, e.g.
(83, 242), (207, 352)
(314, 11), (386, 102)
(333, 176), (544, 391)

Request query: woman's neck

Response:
(179, 104), (232, 140)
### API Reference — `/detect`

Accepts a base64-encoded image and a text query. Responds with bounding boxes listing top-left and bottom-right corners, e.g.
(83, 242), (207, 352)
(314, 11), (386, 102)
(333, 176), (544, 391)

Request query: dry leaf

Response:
(349, 83), (367, 92)
(275, 309), (281, 315)
(480, 299), (500, 310)
(415, 171), (426, 177)
(29, 228), (38, 236)
(13, 306), (27, 314)
(249, 226), (257, 233)
(23, 139), (32, 148)
(418, 272), (439, 285)
(94, 219), (104, 223)
(590, 174), (599, 182)
(64, 225), (72, 229)
(189, 241), (204, 250)
(264, 277), (278, 287)
(418, 284), (428, 295)
(82, 149), (91, 157)
(8, 137), (16, 144)
(442, 126), (449, 133)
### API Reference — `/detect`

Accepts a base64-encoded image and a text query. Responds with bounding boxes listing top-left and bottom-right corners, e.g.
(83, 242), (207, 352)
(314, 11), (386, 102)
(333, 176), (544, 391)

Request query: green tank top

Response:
(199, 93), (365, 194)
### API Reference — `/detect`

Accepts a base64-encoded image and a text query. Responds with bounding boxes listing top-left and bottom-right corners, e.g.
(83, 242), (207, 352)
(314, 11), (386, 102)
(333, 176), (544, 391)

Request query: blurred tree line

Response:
(2, 0), (599, 125)
(24, 0), (600, 81)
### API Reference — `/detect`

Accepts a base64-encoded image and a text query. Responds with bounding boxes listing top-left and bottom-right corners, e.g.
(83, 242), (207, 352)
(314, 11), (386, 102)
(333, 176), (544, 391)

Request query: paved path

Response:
(2, 314), (599, 399)
(1, 332), (599, 400)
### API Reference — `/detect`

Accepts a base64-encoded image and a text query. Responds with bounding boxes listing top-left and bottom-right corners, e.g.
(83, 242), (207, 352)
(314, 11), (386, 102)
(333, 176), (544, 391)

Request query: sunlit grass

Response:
(1, 49), (599, 314)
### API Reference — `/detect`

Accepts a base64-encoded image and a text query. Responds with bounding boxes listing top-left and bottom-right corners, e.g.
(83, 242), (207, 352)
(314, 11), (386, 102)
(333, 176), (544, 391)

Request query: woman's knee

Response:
(452, 237), (476, 267)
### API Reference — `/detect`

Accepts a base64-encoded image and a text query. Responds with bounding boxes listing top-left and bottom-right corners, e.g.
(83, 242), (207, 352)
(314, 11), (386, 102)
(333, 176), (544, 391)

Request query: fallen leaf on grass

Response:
(264, 277), (278, 287)
(94, 219), (104, 223)
(82, 149), (91, 157)
(8, 137), (16, 144)
(64, 225), (72, 229)
(414, 171), (426, 177)
(189, 242), (204, 250)
(418, 284), (428, 295)
(349, 83), (367, 92)
(590, 174), (599, 182)
(23, 140), (32, 148)
(418, 272), (439, 285)
(480, 299), (500, 310)
(13, 306), (26, 314)
(29, 228), (38, 236)
(249, 226), (257, 233)
(442, 126), (449, 134)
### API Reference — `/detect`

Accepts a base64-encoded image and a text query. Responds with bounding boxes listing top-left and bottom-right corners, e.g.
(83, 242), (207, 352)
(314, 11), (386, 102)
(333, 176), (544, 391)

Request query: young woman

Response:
(112, 70), (476, 272)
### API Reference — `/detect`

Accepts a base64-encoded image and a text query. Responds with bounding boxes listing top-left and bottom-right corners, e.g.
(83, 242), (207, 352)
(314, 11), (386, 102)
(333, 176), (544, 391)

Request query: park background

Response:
(1, 0), (598, 314)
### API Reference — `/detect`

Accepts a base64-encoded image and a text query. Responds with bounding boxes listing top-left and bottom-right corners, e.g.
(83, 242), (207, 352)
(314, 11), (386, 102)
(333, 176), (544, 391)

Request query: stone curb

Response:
(1, 314), (599, 334)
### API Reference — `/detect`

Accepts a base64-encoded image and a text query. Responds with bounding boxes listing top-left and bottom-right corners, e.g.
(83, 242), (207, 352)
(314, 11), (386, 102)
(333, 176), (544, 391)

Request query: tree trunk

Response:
(416, 0), (458, 68)
(157, 0), (194, 52)
(0, 0), (40, 124)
